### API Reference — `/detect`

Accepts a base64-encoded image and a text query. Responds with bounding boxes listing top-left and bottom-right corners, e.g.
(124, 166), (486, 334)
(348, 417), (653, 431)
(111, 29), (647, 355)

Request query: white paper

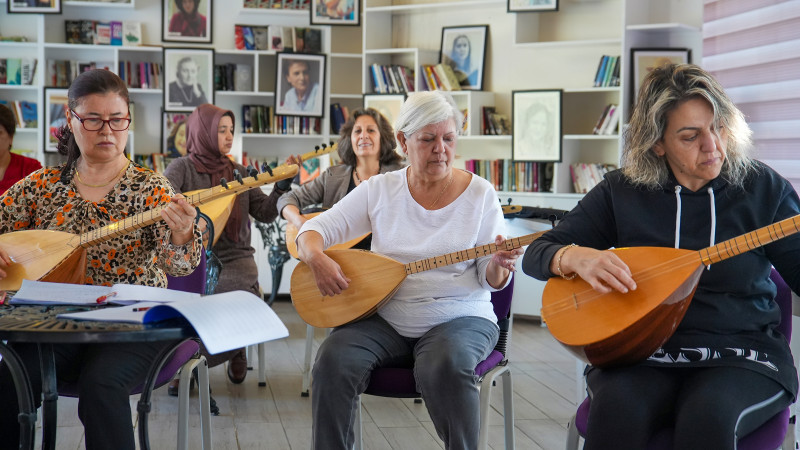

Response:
(57, 291), (289, 354)
(11, 280), (200, 305)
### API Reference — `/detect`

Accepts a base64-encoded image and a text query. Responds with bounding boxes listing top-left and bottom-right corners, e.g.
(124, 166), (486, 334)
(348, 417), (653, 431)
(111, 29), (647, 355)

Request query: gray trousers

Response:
(311, 314), (499, 450)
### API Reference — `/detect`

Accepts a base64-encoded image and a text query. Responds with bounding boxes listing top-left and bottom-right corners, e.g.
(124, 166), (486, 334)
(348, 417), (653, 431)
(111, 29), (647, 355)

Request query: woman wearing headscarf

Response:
(164, 103), (300, 385)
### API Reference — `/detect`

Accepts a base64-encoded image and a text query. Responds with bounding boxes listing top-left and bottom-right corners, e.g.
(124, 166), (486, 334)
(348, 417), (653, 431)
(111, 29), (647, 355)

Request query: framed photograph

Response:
(439, 25), (488, 91)
(44, 88), (69, 153)
(163, 0), (212, 44)
(363, 93), (406, 128)
(507, 0), (557, 13)
(310, 0), (360, 26)
(630, 48), (691, 108)
(275, 53), (326, 118)
(162, 112), (189, 158)
(163, 48), (214, 112)
(7, 0), (61, 14)
(512, 89), (562, 162)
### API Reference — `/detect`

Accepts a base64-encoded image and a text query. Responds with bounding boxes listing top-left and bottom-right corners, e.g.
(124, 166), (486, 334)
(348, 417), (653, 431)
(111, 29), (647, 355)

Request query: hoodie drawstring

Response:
(673, 185), (717, 268)
(674, 186), (682, 248)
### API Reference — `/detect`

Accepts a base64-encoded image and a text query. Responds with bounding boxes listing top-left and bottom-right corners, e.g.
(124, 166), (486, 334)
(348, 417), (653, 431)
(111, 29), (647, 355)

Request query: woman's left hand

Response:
(162, 194), (197, 245)
(487, 235), (523, 288)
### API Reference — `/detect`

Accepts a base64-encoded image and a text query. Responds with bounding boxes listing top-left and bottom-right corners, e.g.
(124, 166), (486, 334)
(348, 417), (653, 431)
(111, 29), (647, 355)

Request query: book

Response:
(5, 59), (21, 85)
(294, 27), (306, 53)
(253, 26), (270, 51)
(57, 290), (290, 356)
(269, 26), (283, 51)
(242, 26), (255, 50)
(593, 55), (609, 87)
(79, 20), (95, 45)
(0, 60), (5, 84)
(19, 101), (37, 128)
(234, 64), (253, 92)
(110, 21), (123, 46)
(435, 63), (461, 91)
(21, 58), (37, 85)
(65, 20), (82, 44)
(10, 279), (200, 306)
(94, 22), (112, 45)
(122, 21), (142, 46)
(303, 28), (321, 53)
(281, 27), (295, 52)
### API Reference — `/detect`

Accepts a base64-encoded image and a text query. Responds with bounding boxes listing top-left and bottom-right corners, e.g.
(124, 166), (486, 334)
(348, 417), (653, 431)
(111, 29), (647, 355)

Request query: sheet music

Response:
(10, 280), (200, 305)
(58, 291), (289, 354)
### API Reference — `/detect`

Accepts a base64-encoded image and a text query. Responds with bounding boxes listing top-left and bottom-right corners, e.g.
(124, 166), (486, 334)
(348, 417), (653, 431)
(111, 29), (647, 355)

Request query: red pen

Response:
(96, 291), (118, 304)
(132, 306), (151, 312)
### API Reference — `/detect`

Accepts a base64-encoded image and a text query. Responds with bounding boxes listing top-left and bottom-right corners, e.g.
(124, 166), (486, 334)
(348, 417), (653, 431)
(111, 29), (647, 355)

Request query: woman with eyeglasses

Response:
(0, 69), (201, 450)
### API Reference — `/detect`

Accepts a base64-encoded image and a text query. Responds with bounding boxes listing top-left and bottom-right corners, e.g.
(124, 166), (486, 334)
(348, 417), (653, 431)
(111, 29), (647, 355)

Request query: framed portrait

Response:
(630, 48), (691, 108)
(275, 53), (326, 118)
(363, 93), (406, 128)
(512, 89), (562, 162)
(162, 112), (189, 158)
(507, 0), (557, 13)
(162, 0), (212, 44)
(163, 48), (215, 112)
(310, 0), (360, 26)
(439, 25), (488, 91)
(44, 88), (69, 153)
(7, 0), (61, 14)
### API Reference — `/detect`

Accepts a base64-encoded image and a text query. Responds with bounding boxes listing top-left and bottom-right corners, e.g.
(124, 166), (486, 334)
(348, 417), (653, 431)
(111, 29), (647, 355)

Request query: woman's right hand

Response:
(554, 245), (636, 294)
(306, 252), (351, 297)
(0, 247), (12, 280)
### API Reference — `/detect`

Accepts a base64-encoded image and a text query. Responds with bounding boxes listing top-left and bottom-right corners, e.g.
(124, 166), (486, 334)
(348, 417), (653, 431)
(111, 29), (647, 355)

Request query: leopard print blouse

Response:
(0, 162), (201, 288)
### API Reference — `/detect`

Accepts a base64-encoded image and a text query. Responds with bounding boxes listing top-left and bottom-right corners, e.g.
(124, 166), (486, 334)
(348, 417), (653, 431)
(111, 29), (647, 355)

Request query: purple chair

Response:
(566, 268), (794, 449)
(354, 277), (516, 450)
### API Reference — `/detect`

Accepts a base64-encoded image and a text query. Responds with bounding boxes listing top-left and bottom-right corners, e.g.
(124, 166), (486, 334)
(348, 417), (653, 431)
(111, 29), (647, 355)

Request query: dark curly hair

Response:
(174, 0), (201, 14)
(336, 108), (401, 167)
(56, 69), (130, 184)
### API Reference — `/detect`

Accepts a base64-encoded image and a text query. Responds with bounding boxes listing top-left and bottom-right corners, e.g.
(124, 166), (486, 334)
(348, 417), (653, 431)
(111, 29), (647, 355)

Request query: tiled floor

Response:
(37, 299), (579, 449)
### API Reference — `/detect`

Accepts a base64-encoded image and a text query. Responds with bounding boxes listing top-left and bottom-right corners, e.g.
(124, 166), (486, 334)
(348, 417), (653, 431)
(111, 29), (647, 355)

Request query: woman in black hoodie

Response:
(523, 64), (800, 449)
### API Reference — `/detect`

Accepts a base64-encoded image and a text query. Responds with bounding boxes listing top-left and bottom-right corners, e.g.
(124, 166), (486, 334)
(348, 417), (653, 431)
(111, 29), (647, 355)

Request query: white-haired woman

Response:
(296, 90), (522, 449)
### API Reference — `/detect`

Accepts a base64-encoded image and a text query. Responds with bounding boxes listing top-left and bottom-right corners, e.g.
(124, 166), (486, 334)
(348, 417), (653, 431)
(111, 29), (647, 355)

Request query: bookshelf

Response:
(0, 0), (363, 168)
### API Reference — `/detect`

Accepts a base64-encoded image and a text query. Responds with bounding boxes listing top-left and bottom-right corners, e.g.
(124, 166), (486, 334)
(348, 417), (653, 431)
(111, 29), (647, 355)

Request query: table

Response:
(0, 304), (194, 450)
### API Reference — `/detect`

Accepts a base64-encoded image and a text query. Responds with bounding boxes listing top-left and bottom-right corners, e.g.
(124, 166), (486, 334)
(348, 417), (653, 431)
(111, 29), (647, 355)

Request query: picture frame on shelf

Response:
(163, 48), (215, 112)
(363, 94), (406, 129)
(162, 0), (212, 44)
(507, 0), (557, 13)
(630, 48), (691, 108)
(439, 25), (488, 91)
(44, 88), (69, 153)
(310, 0), (360, 26)
(275, 53), (326, 118)
(7, 0), (62, 14)
(512, 89), (562, 162)
(162, 112), (189, 158)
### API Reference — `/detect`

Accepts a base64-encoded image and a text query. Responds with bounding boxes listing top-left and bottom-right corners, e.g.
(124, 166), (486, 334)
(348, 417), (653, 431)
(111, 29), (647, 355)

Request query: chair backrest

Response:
(167, 249), (208, 295)
(492, 277), (515, 358)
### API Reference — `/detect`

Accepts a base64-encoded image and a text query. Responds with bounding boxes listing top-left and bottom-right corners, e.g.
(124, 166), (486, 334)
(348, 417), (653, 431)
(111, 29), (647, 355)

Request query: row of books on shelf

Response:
(570, 163), (616, 193)
(369, 64), (415, 95)
(420, 64), (461, 92)
(243, 0), (311, 9)
(215, 63), (253, 92)
(132, 153), (171, 174)
(65, 20), (142, 47)
(592, 103), (620, 135)
(465, 159), (554, 193)
(593, 55), (620, 88)
(0, 100), (37, 128)
(234, 25), (321, 53)
(241, 105), (321, 135)
(330, 103), (351, 135)
(47, 60), (114, 88)
(481, 106), (510, 135)
(118, 61), (162, 90)
(0, 59), (36, 85)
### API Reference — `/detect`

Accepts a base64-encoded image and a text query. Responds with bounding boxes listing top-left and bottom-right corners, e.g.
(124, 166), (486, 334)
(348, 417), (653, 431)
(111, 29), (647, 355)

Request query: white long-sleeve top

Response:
(299, 166), (507, 338)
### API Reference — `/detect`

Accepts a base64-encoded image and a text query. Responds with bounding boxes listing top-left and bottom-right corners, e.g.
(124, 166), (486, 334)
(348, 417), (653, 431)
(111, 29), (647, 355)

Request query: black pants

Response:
(0, 341), (170, 450)
(584, 365), (791, 450)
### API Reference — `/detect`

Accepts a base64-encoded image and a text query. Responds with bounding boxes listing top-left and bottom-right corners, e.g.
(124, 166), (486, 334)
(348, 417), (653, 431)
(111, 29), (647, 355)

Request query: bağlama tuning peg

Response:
(233, 169), (243, 184)
(220, 178), (229, 189)
(260, 163), (273, 176)
(247, 165), (259, 179)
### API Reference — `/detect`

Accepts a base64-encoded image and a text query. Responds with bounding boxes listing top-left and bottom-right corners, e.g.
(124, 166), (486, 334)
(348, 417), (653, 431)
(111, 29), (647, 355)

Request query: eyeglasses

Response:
(70, 109), (132, 132)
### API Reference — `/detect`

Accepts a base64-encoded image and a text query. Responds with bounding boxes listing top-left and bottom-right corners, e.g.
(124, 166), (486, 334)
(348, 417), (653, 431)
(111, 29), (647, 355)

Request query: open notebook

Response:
(10, 280), (200, 306)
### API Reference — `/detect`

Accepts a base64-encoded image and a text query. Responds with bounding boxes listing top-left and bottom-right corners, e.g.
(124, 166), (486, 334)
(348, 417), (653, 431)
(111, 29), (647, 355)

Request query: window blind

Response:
(703, 0), (800, 189)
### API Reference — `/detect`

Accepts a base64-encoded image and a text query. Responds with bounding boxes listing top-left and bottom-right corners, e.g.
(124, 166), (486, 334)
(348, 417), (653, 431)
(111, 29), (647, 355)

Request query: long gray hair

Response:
(394, 91), (463, 140)
(622, 63), (754, 189)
